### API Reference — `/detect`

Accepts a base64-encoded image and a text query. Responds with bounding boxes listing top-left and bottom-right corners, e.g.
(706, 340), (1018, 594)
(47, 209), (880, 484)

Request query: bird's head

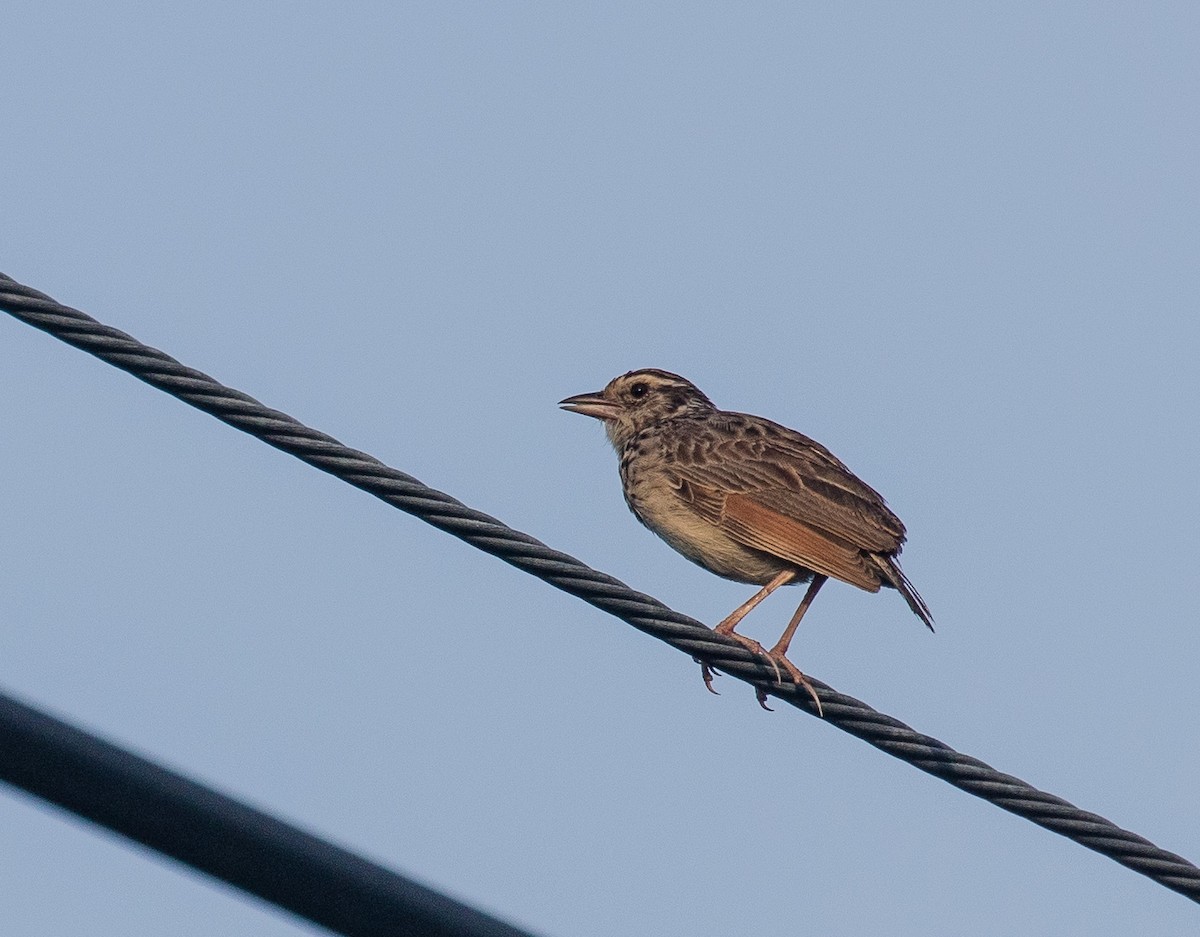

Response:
(559, 368), (715, 449)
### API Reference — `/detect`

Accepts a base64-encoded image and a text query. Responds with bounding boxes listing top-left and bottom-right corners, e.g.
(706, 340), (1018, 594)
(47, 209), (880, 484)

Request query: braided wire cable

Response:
(2, 272), (1198, 904)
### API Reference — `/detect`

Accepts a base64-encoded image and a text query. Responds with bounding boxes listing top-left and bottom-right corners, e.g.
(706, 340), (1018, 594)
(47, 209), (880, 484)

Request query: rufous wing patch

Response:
(721, 492), (881, 592)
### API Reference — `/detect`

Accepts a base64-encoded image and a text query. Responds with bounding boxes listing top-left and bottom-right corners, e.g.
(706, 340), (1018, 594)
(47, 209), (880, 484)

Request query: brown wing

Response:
(723, 491), (881, 590)
(668, 413), (907, 590)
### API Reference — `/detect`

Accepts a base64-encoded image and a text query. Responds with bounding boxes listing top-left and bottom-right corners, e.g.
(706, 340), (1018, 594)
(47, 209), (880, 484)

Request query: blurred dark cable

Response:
(0, 691), (542, 937)
(2, 271), (1198, 907)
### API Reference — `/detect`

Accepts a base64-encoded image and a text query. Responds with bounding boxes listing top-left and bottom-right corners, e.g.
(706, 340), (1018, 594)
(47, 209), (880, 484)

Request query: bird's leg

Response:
(759, 574), (828, 714)
(769, 573), (827, 658)
(699, 569), (796, 695)
(714, 568), (796, 634)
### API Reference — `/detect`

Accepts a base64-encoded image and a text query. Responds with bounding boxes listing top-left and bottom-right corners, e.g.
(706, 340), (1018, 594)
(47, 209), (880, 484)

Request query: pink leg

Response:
(700, 569), (796, 696)
(769, 574), (827, 659)
(761, 575), (827, 715)
(715, 569), (796, 635)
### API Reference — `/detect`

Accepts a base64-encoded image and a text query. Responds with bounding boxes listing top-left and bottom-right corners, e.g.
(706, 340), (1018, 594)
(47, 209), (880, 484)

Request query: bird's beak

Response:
(559, 391), (622, 421)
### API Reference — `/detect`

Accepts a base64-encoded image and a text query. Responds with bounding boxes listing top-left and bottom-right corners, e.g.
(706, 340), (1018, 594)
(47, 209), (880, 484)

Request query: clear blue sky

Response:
(3, 4), (1198, 935)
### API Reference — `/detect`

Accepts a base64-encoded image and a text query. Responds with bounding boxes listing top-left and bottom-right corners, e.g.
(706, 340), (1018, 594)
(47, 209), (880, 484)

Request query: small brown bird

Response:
(560, 368), (932, 711)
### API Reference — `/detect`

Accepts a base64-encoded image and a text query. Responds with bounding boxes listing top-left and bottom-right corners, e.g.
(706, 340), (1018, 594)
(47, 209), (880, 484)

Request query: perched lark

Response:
(560, 368), (932, 712)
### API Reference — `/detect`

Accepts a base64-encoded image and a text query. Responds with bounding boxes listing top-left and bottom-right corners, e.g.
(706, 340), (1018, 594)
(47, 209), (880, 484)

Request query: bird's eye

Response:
(630, 382), (649, 398)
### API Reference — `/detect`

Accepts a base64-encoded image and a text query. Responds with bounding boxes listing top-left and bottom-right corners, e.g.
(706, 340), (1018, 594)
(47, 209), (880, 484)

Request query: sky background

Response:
(3, 4), (1199, 935)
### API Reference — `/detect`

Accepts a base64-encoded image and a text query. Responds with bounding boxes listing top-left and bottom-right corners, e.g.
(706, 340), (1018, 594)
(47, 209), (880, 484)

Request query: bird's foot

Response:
(697, 657), (722, 695)
(700, 631), (786, 708)
(761, 649), (823, 717)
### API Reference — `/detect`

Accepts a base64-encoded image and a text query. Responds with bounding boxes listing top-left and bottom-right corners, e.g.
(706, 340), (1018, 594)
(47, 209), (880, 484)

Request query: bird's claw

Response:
(696, 657), (721, 695)
(767, 650), (823, 717)
(699, 635), (824, 717)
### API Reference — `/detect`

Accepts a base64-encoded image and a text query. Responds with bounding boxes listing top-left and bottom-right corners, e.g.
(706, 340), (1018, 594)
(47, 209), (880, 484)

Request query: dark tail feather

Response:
(871, 555), (935, 632)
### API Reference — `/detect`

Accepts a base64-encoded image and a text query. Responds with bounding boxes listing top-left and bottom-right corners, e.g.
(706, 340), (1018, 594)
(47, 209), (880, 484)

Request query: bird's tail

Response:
(870, 554), (935, 632)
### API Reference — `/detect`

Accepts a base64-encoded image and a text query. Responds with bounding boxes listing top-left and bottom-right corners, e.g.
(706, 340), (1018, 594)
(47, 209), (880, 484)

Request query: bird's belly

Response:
(626, 486), (797, 585)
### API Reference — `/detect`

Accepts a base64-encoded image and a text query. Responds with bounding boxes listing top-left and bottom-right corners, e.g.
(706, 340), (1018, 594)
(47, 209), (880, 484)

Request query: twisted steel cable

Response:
(3, 271), (1198, 905)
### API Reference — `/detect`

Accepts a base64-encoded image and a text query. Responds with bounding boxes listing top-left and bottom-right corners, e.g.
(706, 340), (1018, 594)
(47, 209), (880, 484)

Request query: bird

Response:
(559, 368), (932, 713)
